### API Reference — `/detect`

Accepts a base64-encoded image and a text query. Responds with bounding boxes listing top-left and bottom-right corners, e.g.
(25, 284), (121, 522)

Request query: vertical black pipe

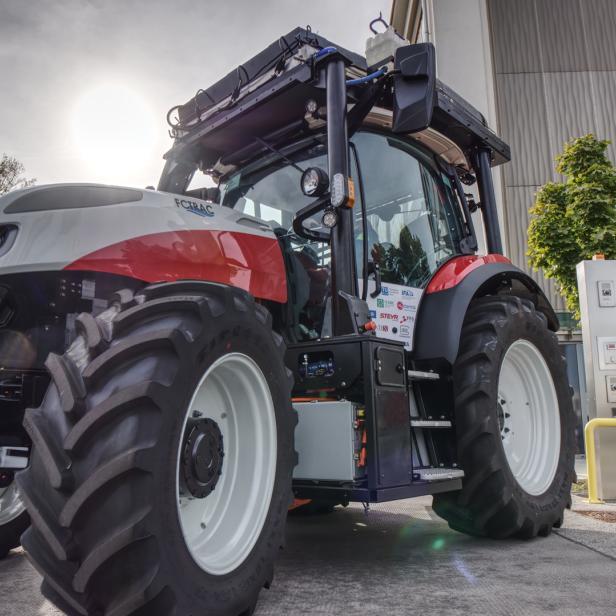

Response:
(326, 58), (357, 334)
(474, 148), (503, 255)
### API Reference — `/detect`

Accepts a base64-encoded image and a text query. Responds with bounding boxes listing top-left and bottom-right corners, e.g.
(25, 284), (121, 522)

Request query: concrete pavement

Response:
(1, 495), (615, 616)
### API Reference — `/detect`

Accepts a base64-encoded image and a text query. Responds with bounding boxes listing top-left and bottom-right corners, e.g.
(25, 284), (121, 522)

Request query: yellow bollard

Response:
(584, 417), (616, 504)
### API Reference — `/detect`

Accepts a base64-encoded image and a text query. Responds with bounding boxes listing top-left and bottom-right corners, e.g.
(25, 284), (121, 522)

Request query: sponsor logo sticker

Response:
(175, 198), (215, 218)
(379, 312), (399, 321)
(396, 300), (416, 312)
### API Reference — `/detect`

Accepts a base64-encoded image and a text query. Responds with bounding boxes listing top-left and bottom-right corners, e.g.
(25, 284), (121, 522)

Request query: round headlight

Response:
(301, 167), (329, 197)
(322, 207), (338, 228)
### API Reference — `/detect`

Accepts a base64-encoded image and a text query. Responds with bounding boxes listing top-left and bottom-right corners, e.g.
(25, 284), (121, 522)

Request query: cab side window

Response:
(351, 131), (464, 289)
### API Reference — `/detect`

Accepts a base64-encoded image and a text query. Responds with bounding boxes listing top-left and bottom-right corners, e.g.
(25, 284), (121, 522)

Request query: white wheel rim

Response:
(176, 353), (277, 576)
(497, 339), (560, 496)
(0, 480), (26, 526)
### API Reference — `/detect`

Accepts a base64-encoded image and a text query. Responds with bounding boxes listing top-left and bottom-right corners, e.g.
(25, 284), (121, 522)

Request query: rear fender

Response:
(412, 257), (559, 365)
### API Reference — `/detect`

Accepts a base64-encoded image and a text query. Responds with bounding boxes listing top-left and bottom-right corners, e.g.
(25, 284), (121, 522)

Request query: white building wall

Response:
(422, 0), (503, 257)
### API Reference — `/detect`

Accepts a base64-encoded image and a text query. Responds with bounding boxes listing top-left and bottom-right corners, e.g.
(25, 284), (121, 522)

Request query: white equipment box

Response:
(292, 400), (363, 482)
(577, 260), (616, 499)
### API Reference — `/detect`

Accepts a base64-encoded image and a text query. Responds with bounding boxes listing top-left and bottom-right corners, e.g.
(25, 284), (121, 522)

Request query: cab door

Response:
(351, 130), (467, 349)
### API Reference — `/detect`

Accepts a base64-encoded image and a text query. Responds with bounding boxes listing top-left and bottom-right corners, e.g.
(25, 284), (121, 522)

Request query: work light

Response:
(322, 207), (338, 228)
(301, 167), (329, 197)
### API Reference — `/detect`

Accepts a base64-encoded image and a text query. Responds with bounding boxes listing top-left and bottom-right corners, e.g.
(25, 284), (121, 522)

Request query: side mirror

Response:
(198, 186), (220, 202)
(392, 43), (437, 134)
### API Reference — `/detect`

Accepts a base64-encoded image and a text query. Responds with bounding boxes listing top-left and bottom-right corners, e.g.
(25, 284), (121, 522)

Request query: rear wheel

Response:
(17, 282), (296, 615)
(0, 477), (29, 558)
(433, 296), (575, 538)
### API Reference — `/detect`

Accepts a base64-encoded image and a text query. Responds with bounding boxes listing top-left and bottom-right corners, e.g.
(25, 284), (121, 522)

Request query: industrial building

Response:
(391, 0), (616, 317)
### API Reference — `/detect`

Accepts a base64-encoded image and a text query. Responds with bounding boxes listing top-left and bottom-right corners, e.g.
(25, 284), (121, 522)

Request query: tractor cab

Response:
(214, 127), (469, 347)
(159, 26), (509, 351)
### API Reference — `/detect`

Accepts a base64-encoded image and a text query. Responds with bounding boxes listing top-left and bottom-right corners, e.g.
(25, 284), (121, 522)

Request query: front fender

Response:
(412, 258), (559, 365)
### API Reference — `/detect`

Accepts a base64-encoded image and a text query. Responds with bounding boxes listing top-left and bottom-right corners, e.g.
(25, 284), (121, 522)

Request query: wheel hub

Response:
(176, 353), (277, 576)
(0, 470), (14, 489)
(497, 339), (560, 496)
(0, 479), (26, 525)
(181, 418), (224, 498)
(497, 395), (511, 438)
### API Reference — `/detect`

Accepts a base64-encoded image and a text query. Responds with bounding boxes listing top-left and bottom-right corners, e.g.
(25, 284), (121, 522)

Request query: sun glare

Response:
(71, 83), (157, 182)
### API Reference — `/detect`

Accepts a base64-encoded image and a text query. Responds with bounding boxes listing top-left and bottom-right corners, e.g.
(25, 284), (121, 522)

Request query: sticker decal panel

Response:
(359, 280), (423, 350)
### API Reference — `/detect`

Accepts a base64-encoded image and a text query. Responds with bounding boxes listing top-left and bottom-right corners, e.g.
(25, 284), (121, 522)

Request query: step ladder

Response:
(410, 419), (452, 428)
(415, 467), (465, 481)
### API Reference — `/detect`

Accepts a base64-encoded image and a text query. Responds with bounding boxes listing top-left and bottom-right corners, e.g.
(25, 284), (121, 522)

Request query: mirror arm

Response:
(292, 196), (331, 242)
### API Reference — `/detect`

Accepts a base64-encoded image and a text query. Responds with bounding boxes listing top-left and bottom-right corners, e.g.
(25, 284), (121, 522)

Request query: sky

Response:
(0, 0), (391, 189)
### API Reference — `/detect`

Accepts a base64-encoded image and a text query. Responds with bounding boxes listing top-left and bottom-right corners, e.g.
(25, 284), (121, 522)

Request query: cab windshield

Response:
(218, 131), (466, 340)
(220, 141), (328, 235)
(220, 141), (331, 341)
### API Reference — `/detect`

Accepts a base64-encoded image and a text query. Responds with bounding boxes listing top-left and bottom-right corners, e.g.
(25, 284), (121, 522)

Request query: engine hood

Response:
(0, 183), (286, 302)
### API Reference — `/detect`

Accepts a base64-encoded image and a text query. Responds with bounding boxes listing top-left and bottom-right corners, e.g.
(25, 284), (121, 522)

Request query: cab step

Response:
(411, 419), (452, 428)
(407, 370), (440, 381)
(415, 467), (464, 481)
(0, 445), (29, 470)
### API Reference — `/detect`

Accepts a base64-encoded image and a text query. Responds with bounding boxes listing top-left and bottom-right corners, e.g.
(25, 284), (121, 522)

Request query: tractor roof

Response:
(163, 27), (509, 176)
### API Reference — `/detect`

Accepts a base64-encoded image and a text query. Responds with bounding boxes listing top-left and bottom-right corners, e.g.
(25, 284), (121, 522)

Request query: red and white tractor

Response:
(0, 25), (574, 616)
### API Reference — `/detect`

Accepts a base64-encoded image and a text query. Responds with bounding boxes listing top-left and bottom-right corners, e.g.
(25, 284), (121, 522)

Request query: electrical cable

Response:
(346, 68), (387, 87)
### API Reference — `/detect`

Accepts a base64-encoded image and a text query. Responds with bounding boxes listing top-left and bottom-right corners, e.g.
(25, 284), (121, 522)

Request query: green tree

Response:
(0, 154), (35, 196)
(528, 134), (616, 316)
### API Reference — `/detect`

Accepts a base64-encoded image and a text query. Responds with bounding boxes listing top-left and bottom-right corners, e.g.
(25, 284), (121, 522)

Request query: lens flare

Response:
(71, 83), (156, 183)
(431, 537), (445, 550)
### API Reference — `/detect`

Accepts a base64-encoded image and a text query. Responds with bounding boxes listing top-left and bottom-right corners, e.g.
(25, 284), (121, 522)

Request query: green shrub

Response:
(528, 134), (616, 316)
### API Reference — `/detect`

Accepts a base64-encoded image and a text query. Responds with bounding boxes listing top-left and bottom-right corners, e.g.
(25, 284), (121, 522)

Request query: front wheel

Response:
(17, 282), (296, 615)
(433, 296), (575, 538)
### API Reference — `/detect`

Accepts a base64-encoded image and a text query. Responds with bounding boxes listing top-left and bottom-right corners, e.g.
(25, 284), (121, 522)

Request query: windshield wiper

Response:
(254, 136), (305, 174)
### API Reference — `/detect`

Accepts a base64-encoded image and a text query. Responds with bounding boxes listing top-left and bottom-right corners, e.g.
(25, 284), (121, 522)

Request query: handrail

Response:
(584, 417), (616, 504)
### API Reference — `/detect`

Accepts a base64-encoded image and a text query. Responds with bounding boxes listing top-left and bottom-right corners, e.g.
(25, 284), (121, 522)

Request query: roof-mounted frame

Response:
(160, 28), (510, 184)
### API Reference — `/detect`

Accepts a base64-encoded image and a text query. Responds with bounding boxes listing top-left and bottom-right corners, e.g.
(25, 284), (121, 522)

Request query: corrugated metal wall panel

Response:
(504, 185), (537, 264)
(590, 71), (616, 162)
(495, 73), (552, 186)
(488, 0), (615, 315)
(580, 0), (616, 70)
(489, 0), (541, 74)
(504, 185), (566, 312)
(535, 0), (589, 72)
(543, 71), (597, 179)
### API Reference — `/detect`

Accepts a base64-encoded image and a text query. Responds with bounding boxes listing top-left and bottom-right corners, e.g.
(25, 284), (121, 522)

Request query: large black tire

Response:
(433, 296), (575, 539)
(0, 495), (29, 558)
(17, 281), (296, 615)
